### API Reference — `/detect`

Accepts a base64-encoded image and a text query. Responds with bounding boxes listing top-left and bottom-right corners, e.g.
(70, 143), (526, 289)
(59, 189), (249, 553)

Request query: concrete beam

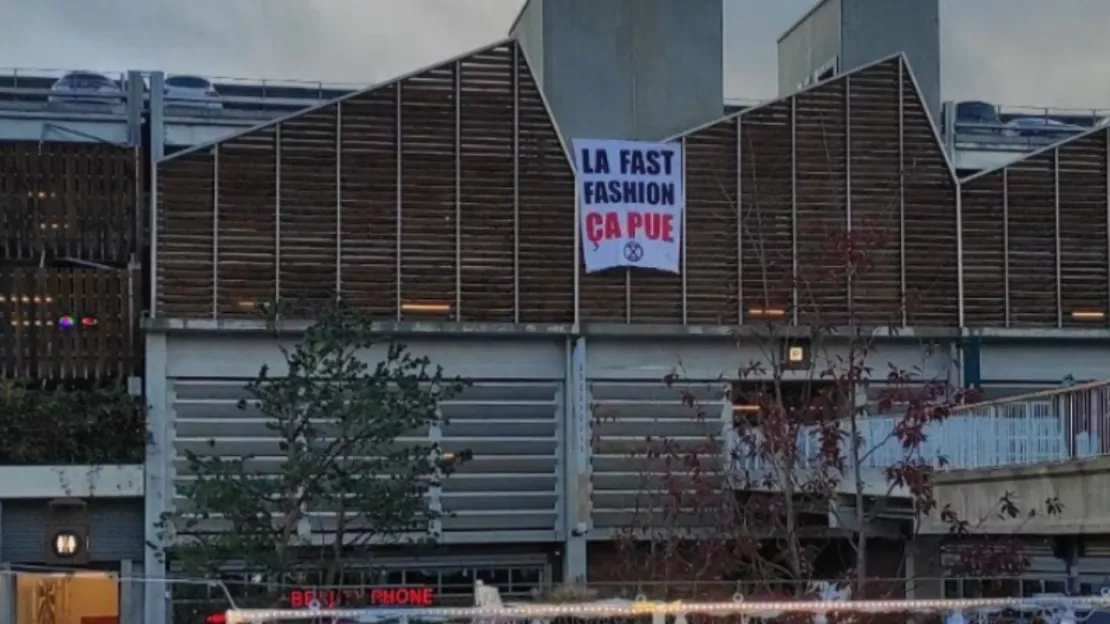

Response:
(0, 465), (143, 499)
(921, 456), (1110, 535)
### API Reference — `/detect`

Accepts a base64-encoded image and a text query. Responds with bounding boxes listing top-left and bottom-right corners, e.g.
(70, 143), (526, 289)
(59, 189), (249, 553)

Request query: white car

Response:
(1004, 117), (1084, 138)
(48, 71), (123, 106)
(165, 74), (223, 109)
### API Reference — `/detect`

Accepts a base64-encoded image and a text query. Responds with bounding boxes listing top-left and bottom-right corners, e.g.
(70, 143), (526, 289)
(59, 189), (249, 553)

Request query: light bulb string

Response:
(224, 597), (1110, 624)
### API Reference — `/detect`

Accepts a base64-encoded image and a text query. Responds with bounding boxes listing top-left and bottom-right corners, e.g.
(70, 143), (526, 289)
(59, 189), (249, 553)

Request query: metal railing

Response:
(943, 100), (1109, 158)
(0, 66), (366, 120)
(730, 381), (1110, 475)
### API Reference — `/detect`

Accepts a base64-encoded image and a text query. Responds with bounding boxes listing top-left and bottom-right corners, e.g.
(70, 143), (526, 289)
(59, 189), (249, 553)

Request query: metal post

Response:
(1003, 168), (1011, 327)
(512, 45), (521, 324)
(680, 136), (688, 325)
(1106, 128), (1110, 328)
(454, 61), (462, 322)
(846, 75), (854, 317)
(335, 102), (343, 299)
(212, 145), (219, 318)
(573, 157), (580, 329)
(275, 124), (282, 307)
(955, 184), (965, 328)
(625, 269), (632, 323)
(790, 96), (799, 325)
(736, 118), (744, 325)
(149, 72), (165, 318)
(396, 84), (404, 321)
(898, 62), (907, 328)
(1055, 148), (1062, 328)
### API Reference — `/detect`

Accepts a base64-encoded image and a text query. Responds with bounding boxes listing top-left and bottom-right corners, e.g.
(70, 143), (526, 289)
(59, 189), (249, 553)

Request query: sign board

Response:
(573, 138), (684, 274)
(288, 586), (436, 608)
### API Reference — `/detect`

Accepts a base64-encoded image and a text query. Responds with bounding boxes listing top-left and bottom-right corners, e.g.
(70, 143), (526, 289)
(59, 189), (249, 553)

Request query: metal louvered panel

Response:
(960, 171), (1006, 327)
(157, 42), (575, 323)
(1007, 151), (1057, 326)
(589, 381), (729, 531)
(171, 379), (561, 540)
(900, 70), (958, 327)
(1058, 132), (1109, 326)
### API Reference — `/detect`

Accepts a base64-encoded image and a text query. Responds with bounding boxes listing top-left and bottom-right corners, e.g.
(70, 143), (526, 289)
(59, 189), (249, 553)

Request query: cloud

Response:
(1, 0), (1110, 110)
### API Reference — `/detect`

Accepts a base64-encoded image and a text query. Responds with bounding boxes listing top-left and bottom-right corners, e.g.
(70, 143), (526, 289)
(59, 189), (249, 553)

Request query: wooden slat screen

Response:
(847, 64), (898, 326)
(1, 142), (136, 265)
(0, 267), (133, 378)
(960, 129), (1109, 328)
(157, 53), (963, 328)
(900, 68), (959, 327)
(1057, 133), (1109, 327)
(960, 171), (1006, 326)
(157, 41), (575, 322)
(1007, 151), (1057, 326)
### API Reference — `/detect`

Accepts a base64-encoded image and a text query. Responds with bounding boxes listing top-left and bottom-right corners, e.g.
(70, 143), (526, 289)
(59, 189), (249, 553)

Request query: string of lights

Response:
(223, 594), (1110, 624)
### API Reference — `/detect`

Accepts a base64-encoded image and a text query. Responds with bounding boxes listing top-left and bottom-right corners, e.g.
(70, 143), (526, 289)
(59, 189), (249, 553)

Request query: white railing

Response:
(730, 381), (1110, 476)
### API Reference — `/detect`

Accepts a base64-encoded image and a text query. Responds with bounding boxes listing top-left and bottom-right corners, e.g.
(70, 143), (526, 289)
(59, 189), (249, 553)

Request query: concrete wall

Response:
(921, 457), (1110, 535)
(777, 0), (842, 95)
(510, 0), (545, 85)
(518, 0), (723, 141)
(841, 0), (940, 122)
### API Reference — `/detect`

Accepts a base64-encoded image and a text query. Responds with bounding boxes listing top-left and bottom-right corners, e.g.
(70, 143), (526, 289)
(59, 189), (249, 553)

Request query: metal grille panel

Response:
(171, 379), (561, 539)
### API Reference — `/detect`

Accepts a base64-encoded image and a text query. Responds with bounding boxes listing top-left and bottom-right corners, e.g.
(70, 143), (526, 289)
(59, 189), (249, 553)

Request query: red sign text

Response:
(288, 587), (435, 608)
(584, 210), (675, 247)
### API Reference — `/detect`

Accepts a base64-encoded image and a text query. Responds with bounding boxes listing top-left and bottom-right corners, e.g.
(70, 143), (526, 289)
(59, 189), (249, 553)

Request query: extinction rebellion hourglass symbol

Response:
(623, 241), (644, 262)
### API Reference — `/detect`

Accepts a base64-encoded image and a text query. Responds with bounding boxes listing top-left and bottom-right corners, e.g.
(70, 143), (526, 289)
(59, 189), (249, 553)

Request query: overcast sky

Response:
(1, 0), (1108, 111)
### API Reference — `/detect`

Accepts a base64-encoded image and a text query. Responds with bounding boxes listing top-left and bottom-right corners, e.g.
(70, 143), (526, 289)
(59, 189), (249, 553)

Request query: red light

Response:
(81, 316), (98, 327)
(205, 614), (226, 624)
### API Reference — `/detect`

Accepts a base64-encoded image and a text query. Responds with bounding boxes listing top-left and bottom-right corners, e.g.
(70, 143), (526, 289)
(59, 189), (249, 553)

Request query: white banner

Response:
(574, 138), (684, 274)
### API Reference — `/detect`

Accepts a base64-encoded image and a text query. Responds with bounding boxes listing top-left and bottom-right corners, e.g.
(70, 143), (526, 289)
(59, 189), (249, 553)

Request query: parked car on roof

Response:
(47, 71), (123, 106)
(1005, 117), (1085, 138)
(165, 74), (222, 109)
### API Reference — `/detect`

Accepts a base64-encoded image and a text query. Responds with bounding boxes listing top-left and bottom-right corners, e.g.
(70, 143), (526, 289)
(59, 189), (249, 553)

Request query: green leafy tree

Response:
(165, 305), (470, 596)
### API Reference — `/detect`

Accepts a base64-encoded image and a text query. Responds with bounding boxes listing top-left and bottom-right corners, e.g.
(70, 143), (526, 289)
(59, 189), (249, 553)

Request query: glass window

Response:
(167, 76), (212, 89)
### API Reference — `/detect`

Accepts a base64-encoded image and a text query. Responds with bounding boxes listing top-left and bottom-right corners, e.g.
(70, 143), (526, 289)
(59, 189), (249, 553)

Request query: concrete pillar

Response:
(907, 536), (944, 599)
(562, 337), (589, 581)
(0, 563), (13, 624)
(144, 332), (171, 624)
(120, 560), (143, 624)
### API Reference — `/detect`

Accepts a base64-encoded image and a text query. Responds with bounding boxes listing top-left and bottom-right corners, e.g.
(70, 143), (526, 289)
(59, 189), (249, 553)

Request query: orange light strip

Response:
(401, 301), (452, 313)
(748, 307), (786, 318)
(1071, 310), (1106, 320)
